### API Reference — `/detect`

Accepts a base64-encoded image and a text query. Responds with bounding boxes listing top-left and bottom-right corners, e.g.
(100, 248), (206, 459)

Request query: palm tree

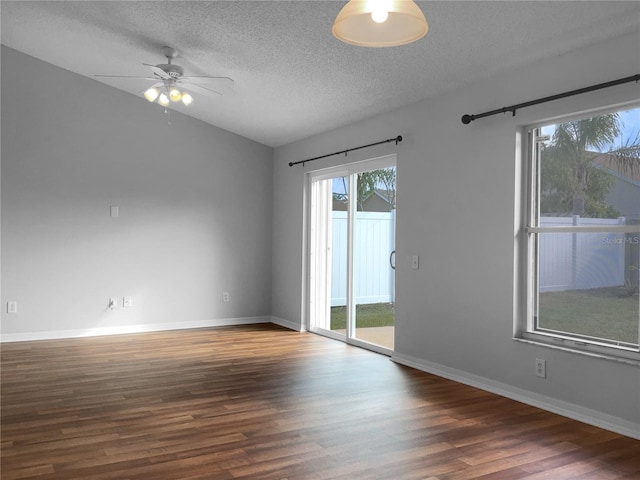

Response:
(542, 110), (640, 291)
(543, 111), (640, 217)
(608, 130), (640, 175)
(335, 168), (396, 211)
(357, 168), (396, 211)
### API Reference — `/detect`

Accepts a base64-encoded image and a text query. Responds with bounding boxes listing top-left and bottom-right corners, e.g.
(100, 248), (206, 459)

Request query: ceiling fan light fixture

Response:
(332, 0), (428, 47)
(158, 93), (170, 107)
(181, 92), (193, 106)
(169, 87), (182, 102)
(143, 87), (159, 102)
(98, 46), (231, 114)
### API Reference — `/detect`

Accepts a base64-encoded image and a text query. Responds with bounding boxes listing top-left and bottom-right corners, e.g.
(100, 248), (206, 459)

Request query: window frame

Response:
(518, 105), (640, 363)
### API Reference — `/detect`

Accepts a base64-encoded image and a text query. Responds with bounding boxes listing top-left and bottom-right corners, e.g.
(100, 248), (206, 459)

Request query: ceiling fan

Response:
(95, 46), (233, 107)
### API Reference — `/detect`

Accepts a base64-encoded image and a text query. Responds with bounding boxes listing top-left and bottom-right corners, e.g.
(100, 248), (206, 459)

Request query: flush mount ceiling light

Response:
(332, 0), (428, 47)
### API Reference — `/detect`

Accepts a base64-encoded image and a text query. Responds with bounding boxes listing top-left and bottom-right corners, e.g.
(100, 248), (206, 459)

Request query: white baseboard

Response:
(0, 316), (272, 343)
(392, 352), (640, 441)
(270, 316), (305, 332)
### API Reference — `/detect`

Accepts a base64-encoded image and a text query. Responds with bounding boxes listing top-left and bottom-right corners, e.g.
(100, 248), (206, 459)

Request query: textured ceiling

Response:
(2, 1), (639, 147)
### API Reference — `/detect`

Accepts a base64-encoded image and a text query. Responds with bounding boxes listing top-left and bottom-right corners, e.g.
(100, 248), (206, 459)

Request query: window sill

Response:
(514, 335), (640, 366)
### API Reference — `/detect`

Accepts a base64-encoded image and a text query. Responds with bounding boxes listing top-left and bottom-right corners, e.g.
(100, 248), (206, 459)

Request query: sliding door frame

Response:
(305, 154), (397, 356)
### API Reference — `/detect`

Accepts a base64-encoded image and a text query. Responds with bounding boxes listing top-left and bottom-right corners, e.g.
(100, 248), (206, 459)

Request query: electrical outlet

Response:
(535, 358), (546, 378)
(7, 301), (18, 314)
(411, 255), (419, 269)
(123, 296), (133, 308)
(222, 292), (230, 302)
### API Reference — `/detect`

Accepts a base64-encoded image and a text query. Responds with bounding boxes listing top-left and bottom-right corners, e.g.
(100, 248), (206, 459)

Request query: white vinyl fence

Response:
(331, 214), (630, 306)
(539, 216), (627, 292)
(331, 211), (395, 306)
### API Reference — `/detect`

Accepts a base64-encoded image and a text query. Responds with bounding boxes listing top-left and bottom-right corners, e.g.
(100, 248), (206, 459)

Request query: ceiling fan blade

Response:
(182, 82), (223, 97)
(143, 64), (171, 80)
(94, 74), (155, 79)
(179, 77), (234, 97)
(181, 76), (234, 86)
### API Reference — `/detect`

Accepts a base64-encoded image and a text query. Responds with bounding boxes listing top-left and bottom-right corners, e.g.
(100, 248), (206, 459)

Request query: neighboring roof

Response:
(332, 189), (395, 212)
(592, 153), (640, 185)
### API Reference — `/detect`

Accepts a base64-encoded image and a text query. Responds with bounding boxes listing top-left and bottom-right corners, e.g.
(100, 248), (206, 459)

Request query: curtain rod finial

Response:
(461, 114), (473, 125)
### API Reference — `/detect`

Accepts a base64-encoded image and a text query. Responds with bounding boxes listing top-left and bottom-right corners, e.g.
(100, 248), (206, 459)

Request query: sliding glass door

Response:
(308, 155), (396, 354)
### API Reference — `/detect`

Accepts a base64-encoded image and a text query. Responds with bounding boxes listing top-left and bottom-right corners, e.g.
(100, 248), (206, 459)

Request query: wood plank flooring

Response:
(2, 324), (639, 479)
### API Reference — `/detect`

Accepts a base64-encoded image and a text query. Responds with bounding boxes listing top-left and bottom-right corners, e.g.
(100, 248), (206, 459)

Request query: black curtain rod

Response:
(289, 135), (403, 167)
(461, 74), (640, 125)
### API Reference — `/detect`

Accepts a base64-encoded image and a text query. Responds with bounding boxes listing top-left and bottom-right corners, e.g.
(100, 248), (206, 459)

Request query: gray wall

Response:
(1, 46), (273, 338)
(272, 32), (640, 433)
(2, 32), (638, 438)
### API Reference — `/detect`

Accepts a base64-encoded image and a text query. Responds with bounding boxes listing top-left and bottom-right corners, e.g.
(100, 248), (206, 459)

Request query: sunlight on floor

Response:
(334, 326), (394, 350)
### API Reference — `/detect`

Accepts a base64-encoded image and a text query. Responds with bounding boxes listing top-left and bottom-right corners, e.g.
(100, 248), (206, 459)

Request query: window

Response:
(522, 105), (640, 359)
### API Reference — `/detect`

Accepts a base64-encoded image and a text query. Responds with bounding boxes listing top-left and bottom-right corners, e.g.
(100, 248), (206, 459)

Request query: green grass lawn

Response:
(539, 287), (638, 344)
(332, 288), (639, 345)
(331, 303), (394, 330)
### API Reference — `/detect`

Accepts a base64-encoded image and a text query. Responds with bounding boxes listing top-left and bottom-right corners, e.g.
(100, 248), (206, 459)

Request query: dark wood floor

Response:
(2, 324), (639, 480)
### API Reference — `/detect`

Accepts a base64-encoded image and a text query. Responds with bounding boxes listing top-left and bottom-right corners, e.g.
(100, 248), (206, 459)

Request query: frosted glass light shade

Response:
(332, 0), (428, 47)
(169, 87), (182, 102)
(144, 87), (159, 102)
(181, 92), (193, 106)
(158, 93), (170, 107)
